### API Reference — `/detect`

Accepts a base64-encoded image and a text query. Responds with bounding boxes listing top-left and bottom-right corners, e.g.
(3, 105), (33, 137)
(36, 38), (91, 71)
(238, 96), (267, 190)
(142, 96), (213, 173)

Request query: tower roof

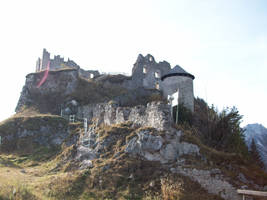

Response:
(161, 65), (195, 80)
(170, 65), (187, 73)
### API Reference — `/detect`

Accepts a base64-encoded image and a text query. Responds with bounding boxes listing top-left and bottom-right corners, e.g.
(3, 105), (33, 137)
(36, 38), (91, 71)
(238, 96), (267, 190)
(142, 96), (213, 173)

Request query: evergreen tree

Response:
(193, 98), (249, 156)
(250, 139), (264, 168)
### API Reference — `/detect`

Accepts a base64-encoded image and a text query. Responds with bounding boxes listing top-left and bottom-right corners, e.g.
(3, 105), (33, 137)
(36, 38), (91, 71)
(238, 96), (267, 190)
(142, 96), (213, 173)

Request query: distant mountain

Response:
(244, 123), (267, 170)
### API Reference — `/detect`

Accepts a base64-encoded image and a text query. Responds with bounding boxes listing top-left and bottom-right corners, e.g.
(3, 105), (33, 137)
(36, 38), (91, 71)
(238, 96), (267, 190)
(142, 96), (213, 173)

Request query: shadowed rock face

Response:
(16, 69), (79, 114)
(16, 68), (163, 115)
(0, 116), (69, 153)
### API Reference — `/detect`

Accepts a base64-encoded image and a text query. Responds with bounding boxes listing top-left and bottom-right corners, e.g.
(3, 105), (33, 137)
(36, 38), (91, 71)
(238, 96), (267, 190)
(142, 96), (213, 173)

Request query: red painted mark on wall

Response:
(37, 61), (50, 88)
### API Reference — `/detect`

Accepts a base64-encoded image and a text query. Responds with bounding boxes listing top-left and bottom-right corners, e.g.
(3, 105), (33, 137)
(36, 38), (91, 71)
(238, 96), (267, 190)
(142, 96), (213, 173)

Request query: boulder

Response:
(76, 146), (97, 161)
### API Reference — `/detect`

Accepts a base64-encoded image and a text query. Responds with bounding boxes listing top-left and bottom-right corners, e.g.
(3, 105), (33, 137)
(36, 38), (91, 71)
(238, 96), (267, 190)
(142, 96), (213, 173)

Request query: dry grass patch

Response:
(159, 174), (223, 200)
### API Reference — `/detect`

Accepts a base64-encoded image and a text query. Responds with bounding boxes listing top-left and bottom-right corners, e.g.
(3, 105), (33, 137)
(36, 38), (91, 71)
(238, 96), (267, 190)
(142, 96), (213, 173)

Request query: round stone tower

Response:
(161, 65), (195, 112)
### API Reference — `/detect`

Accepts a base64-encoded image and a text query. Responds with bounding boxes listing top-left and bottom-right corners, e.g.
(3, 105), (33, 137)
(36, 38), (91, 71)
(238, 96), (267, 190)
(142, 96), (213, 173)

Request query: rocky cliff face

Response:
(76, 123), (246, 200)
(16, 69), (79, 114)
(16, 69), (163, 115)
(0, 115), (70, 153)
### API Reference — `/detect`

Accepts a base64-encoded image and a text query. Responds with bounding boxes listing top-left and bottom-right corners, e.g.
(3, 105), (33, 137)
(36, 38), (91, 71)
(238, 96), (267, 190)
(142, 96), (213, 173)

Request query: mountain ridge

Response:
(244, 123), (267, 170)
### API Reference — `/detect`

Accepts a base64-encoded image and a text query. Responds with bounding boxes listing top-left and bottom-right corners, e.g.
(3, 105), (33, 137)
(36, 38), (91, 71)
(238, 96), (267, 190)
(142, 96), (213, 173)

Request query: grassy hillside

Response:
(0, 115), (225, 200)
(0, 111), (68, 154)
(1, 110), (267, 199)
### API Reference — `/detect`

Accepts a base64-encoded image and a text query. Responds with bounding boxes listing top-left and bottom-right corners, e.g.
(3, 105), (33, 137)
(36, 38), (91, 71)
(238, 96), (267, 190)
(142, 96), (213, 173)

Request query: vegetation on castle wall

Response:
(70, 76), (165, 107)
(95, 74), (131, 84)
(69, 76), (128, 106)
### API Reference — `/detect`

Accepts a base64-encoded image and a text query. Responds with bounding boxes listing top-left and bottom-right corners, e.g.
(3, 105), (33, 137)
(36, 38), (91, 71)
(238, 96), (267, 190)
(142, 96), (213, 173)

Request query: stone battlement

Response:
(36, 48), (80, 72)
(35, 49), (100, 79)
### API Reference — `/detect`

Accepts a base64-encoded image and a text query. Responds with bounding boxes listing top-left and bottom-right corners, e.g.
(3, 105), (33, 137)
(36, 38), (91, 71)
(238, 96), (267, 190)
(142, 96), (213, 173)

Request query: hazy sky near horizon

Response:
(0, 0), (266, 127)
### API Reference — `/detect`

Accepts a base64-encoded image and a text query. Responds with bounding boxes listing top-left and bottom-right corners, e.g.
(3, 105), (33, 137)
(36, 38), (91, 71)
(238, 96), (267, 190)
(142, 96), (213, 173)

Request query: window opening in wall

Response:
(90, 73), (94, 79)
(155, 82), (160, 90)
(143, 67), (147, 74)
(155, 72), (160, 78)
(149, 57), (153, 62)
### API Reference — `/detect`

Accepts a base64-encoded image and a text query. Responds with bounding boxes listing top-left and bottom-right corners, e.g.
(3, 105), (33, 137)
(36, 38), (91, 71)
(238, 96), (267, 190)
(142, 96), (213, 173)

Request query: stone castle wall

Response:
(36, 49), (100, 80)
(77, 101), (172, 131)
(132, 54), (171, 90)
(32, 49), (195, 113)
(131, 54), (195, 112)
(36, 48), (80, 71)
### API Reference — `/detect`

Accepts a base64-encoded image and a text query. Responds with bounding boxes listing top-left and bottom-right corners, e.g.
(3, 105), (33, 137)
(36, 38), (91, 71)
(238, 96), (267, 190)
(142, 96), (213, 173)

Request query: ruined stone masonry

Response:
(35, 48), (100, 79)
(34, 49), (195, 112)
(11, 50), (251, 200)
(77, 101), (172, 131)
(132, 54), (195, 111)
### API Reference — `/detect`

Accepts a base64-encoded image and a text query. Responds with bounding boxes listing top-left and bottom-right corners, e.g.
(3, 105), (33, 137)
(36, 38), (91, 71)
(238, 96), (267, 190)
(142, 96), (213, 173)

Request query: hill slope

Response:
(1, 112), (267, 199)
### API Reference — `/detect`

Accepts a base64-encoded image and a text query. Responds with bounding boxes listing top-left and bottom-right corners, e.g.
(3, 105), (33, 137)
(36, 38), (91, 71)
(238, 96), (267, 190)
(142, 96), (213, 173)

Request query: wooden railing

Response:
(237, 189), (267, 200)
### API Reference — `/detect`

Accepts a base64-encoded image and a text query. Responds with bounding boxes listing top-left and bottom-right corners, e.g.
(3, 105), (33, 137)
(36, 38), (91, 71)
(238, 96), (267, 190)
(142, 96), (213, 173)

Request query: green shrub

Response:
(192, 98), (248, 156)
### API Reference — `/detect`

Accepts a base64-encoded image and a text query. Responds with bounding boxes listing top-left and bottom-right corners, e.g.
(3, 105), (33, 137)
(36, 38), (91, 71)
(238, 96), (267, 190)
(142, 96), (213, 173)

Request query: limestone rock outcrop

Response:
(125, 129), (200, 163)
(0, 115), (69, 153)
(16, 69), (79, 113)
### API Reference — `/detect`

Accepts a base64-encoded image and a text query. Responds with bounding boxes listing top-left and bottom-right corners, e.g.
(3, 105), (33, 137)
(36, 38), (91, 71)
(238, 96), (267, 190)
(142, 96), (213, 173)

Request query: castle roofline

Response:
(161, 72), (195, 81)
(161, 64), (195, 80)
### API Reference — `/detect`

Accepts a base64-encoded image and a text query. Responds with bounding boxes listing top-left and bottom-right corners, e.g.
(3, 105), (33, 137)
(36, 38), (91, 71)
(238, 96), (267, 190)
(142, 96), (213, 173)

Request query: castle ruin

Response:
(36, 48), (100, 79)
(34, 49), (195, 112)
(132, 54), (195, 112)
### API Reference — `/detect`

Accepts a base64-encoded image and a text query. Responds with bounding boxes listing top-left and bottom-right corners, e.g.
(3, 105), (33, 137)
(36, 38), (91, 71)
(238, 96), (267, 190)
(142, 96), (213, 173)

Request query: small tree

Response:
(173, 103), (193, 126)
(250, 139), (264, 168)
(193, 98), (249, 156)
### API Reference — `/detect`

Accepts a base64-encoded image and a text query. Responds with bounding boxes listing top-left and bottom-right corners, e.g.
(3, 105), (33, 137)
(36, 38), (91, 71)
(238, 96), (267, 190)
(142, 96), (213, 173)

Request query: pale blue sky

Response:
(0, 0), (266, 127)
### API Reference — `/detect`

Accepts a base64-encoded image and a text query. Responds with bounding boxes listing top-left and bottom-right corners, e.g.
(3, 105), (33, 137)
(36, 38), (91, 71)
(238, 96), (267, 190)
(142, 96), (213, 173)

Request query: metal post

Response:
(84, 118), (88, 134)
(176, 90), (179, 124)
(168, 95), (174, 120)
(176, 104), (179, 124)
(89, 128), (91, 148)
